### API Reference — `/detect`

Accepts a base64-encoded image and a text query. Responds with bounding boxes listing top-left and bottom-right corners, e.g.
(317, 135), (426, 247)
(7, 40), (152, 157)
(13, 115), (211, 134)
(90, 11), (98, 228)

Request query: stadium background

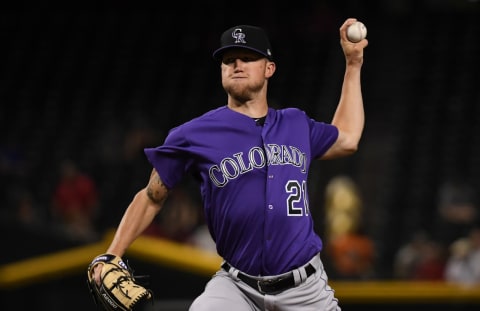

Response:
(1, 1), (480, 310)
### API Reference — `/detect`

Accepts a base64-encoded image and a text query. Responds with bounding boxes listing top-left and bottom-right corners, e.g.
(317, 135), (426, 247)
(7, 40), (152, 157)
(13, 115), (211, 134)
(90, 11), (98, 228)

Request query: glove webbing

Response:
(87, 254), (153, 310)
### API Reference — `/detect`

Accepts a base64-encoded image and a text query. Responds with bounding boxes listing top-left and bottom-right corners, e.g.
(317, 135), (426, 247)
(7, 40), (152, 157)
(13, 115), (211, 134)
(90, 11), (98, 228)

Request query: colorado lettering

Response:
(208, 144), (307, 187)
(265, 144), (307, 172)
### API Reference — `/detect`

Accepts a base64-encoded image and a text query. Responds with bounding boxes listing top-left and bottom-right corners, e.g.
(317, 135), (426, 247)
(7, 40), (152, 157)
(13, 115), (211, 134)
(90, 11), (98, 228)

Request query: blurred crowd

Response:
(0, 119), (216, 257)
(321, 176), (480, 285)
(2, 129), (480, 285)
(393, 180), (480, 285)
(2, 131), (479, 285)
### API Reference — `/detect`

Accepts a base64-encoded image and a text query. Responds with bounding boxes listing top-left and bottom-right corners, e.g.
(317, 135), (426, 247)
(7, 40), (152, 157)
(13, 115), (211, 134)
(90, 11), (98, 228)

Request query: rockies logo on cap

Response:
(213, 25), (273, 61)
(232, 28), (247, 44)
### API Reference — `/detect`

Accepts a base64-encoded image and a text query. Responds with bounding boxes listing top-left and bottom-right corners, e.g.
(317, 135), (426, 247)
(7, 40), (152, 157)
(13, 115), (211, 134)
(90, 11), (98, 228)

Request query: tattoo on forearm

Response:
(146, 173), (168, 205)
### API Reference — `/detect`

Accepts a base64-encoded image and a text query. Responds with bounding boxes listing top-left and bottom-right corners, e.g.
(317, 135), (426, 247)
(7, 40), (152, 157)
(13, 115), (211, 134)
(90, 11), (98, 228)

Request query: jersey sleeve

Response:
(143, 126), (192, 189)
(309, 118), (339, 159)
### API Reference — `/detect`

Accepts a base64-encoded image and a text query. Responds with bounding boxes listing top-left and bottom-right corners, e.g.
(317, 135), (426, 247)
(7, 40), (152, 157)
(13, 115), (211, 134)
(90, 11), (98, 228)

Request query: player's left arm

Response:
(92, 168), (169, 286)
(321, 18), (368, 160)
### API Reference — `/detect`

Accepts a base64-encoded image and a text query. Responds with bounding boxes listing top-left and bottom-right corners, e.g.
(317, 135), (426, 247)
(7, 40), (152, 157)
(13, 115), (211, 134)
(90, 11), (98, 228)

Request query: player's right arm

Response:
(93, 168), (169, 284)
(320, 18), (368, 160)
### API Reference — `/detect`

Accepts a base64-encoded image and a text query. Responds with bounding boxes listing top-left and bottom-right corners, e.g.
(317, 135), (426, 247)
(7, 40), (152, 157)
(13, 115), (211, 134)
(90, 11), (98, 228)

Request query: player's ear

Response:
(265, 61), (276, 78)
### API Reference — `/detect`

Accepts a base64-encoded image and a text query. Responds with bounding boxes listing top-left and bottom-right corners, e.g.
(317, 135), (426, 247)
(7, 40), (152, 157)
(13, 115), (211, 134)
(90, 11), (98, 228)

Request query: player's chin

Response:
(224, 82), (245, 94)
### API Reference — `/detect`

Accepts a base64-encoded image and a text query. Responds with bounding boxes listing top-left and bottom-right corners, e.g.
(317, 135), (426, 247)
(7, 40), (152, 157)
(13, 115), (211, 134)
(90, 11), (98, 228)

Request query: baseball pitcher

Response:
(87, 18), (368, 311)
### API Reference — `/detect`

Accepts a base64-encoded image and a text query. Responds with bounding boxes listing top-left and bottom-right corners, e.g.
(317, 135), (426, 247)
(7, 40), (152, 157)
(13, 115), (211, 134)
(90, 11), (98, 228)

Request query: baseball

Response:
(346, 21), (367, 43)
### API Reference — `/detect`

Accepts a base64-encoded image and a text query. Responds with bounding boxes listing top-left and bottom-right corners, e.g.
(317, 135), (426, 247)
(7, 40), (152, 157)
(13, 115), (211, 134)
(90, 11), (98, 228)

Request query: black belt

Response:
(221, 262), (316, 294)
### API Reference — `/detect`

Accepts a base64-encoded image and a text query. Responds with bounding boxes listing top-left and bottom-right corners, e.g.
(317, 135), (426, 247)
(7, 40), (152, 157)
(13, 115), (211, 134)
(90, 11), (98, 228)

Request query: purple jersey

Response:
(144, 106), (338, 275)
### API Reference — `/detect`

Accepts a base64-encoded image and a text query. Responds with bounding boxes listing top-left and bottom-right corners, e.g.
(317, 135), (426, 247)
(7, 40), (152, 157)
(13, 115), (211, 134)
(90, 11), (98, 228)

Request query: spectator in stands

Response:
(410, 239), (446, 280)
(144, 183), (217, 253)
(326, 228), (375, 280)
(394, 231), (446, 280)
(394, 231), (429, 279)
(323, 175), (376, 280)
(50, 159), (99, 242)
(143, 188), (201, 243)
(445, 226), (480, 285)
(432, 179), (479, 248)
(15, 188), (45, 229)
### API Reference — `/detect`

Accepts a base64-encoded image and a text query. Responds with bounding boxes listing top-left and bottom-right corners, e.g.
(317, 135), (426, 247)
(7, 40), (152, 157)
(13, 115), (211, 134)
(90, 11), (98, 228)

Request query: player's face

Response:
(220, 49), (275, 102)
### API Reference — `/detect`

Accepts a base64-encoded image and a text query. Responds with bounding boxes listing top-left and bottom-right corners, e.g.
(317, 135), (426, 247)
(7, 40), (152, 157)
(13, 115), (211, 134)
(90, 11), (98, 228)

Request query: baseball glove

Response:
(87, 253), (153, 311)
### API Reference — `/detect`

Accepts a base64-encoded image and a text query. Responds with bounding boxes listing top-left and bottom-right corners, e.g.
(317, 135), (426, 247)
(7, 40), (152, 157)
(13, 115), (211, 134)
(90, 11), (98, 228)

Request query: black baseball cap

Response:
(213, 25), (273, 61)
